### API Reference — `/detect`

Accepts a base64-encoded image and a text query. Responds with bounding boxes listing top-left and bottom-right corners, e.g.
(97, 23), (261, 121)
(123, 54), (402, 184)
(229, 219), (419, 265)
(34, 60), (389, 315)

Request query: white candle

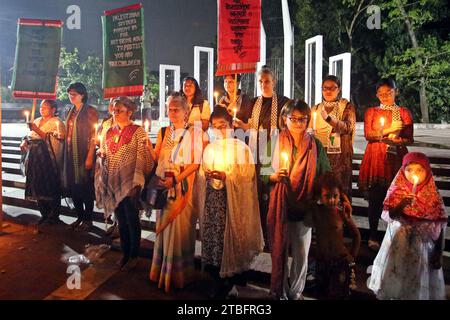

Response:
(144, 120), (150, 133)
(281, 151), (289, 170)
(312, 112), (317, 130)
(24, 111), (30, 123)
(211, 148), (215, 171)
(98, 134), (103, 150)
(412, 175), (419, 194)
(380, 117), (385, 128)
(214, 91), (219, 105)
(233, 108), (237, 121)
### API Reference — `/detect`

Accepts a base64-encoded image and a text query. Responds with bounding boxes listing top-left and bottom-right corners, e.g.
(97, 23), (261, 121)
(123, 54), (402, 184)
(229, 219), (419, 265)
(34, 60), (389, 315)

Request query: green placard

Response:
(102, 4), (146, 98)
(11, 19), (62, 99)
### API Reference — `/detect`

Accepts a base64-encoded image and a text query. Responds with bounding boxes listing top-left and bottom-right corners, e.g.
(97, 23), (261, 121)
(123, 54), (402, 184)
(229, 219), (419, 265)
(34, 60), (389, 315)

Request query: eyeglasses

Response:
(322, 86), (338, 92)
(287, 116), (308, 124)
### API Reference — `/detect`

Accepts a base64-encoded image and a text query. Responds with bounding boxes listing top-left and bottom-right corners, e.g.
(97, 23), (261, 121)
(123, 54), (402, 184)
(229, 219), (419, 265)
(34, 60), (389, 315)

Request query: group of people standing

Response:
(21, 66), (447, 300)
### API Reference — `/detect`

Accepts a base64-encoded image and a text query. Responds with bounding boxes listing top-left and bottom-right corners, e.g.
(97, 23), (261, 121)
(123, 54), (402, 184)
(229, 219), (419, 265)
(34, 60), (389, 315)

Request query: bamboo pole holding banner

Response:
(234, 73), (238, 103)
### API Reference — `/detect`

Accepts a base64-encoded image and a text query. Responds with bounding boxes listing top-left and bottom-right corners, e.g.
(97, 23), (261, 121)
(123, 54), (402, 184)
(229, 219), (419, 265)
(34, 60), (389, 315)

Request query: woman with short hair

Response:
(149, 92), (204, 292)
(96, 96), (154, 271)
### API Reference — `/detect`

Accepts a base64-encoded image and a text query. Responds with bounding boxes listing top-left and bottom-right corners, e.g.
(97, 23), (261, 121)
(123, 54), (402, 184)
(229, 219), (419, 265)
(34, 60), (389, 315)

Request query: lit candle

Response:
(24, 110), (30, 123)
(380, 117), (385, 128)
(211, 148), (215, 171)
(233, 108), (237, 121)
(214, 91), (219, 105)
(312, 112), (317, 130)
(281, 151), (289, 170)
(412, 175), (419, 194)
(98, 134), (103, 150)
(144, 120), (150, 133)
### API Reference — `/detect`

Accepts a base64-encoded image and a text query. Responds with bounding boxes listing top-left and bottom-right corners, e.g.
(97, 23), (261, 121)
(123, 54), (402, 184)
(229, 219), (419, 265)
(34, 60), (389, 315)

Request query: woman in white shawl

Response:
(197, 107), (264, 298)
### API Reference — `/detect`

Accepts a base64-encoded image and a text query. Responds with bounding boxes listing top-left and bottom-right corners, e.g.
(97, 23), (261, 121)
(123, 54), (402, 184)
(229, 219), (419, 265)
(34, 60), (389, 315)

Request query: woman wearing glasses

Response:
(309, 75), (356, 197)
(266, 100), (331, 299)
(358, 78), (414, 251)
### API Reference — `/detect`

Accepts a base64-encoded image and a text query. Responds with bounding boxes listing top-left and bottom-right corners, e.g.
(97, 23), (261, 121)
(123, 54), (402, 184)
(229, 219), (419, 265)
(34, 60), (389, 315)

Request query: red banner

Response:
(217, 0), (261, 75)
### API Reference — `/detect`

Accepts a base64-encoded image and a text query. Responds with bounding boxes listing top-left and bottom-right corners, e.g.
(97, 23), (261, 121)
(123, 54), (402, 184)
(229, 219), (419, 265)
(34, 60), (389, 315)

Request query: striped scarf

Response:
(249, 94), (278, 131)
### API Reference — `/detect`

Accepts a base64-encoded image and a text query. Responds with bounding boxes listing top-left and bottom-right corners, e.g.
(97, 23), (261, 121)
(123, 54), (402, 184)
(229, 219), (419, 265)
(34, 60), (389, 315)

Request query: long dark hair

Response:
(67, 82), (88, 103)
(181, 76), (204, 105)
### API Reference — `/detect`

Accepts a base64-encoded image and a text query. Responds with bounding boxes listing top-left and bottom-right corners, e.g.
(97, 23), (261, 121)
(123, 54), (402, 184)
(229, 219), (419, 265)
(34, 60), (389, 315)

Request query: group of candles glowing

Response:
(23, 105), (422, 196)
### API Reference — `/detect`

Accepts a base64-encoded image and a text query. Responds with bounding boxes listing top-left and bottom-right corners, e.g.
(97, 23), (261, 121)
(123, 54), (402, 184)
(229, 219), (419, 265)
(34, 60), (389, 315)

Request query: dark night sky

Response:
(0, 0), (217, 82)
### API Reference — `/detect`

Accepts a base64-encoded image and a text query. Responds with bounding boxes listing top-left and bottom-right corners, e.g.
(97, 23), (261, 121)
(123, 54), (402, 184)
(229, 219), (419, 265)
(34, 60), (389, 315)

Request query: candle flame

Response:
(412, 175), (419, 185)
(380, 117), (385, 127)
(281, 151), (289, 169)
(144, 120), (150, 132)
(24, 111), (29, 116)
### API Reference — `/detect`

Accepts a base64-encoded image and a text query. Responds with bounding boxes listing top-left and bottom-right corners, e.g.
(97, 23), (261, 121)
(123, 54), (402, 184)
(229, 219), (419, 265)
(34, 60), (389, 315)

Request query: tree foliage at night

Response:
(266, 0), (450, 123)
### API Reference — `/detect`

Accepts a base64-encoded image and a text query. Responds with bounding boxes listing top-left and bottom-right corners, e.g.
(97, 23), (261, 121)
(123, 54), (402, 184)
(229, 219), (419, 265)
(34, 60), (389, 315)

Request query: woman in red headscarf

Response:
(368, 152), (447, 300)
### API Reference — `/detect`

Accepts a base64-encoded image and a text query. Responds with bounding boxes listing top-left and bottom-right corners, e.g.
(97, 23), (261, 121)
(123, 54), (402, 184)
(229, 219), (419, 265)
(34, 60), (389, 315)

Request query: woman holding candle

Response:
(181, 76), (211, 131)
(94, 97), (119, 237)
(95, 97), (154, 271)
(309, 75), (356, 196)
(63, 82), (99, 231)
(20, 100), (65, 224)
(149, 92), (204, 292)
(197, 107), (264, 298)
(217, 74), (253, 125)
(358, 78), (414, 251)
(368, 152), (447, 300)
(266, 99), (331, 300)
(234, 66), (290, 246)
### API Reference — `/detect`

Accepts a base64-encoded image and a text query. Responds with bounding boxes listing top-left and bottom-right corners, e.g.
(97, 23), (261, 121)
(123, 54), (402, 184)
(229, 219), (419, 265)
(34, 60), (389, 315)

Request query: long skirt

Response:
(368, 221), (446, 300)
(25, 139), (60, 201)
(149, 199), (197, 293)
(201, 185), (227, 267)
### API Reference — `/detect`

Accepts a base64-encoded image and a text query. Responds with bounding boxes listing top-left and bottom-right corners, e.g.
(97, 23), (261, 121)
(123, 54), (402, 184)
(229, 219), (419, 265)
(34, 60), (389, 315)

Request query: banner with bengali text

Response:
(217, 0), (260, 76)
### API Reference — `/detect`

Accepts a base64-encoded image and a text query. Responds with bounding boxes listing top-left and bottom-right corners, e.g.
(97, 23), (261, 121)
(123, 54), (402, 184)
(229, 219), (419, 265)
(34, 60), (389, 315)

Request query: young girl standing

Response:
(368, 152), (447, 300)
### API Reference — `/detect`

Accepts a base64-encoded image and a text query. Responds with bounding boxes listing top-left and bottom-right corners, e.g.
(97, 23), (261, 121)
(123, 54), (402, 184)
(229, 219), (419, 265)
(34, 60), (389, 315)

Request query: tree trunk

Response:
(419, 78), (430, 123)
(396, 0), (429, 123)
